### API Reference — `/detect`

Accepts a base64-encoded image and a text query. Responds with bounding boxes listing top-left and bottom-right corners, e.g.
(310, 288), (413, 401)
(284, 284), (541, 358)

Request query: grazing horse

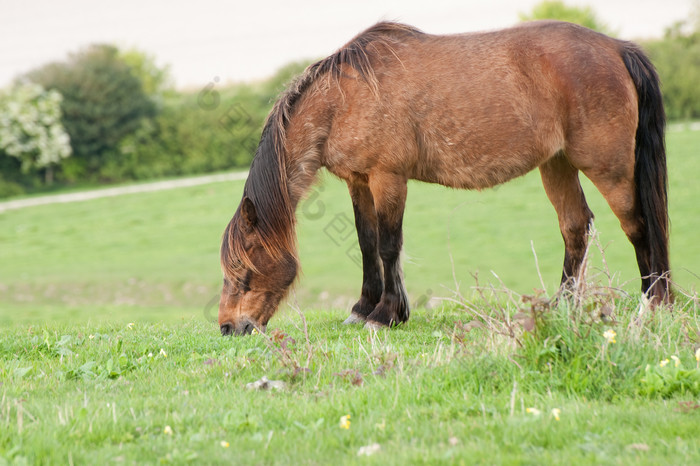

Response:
(218, 20), (671, 336)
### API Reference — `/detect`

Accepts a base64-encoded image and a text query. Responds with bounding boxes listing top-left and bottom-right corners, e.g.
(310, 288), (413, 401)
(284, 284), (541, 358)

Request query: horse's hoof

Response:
(343, 312), (367, 325)
(364, 320), (389, 331)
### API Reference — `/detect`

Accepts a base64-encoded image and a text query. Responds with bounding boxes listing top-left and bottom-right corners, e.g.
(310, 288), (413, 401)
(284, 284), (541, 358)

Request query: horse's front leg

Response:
(365, 174), (410, 329)
(344, 180), (383, 324)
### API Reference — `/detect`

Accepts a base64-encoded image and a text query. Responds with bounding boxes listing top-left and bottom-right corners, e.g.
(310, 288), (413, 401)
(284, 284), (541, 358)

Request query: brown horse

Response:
(218, 20), (671, 336)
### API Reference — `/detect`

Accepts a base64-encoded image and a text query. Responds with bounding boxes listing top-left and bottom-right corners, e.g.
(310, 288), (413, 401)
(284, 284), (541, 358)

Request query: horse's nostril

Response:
(242, 322), (254, 335)
(220, 323), (233, 336)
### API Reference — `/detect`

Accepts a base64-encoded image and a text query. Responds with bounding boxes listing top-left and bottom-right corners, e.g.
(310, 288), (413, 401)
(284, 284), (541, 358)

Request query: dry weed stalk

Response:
(260, 295), (314, 378)
(288, 299), (314, 370)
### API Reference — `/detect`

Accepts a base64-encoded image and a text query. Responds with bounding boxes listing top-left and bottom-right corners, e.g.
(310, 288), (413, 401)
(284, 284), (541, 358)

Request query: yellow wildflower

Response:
(551, 408), (561, 421)
(127, 322), (134, 329)
(695, 347), (700, 362)
(251, 328), (259, 335)
(659, 358), (669, 368)
(339, 414), (351, 429)
(220, 441), (230, 448)
(159, 348), (167, 358)
(671, 355), (680, 367)
(603, 329), (616, 344)
(526, 407), (541, 416)
(163, 425), (173, 435)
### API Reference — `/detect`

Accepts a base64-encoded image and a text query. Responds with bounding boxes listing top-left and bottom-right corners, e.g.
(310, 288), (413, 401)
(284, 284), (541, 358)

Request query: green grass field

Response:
(1, 129), (699, 464)
(1, 306), (700, 464)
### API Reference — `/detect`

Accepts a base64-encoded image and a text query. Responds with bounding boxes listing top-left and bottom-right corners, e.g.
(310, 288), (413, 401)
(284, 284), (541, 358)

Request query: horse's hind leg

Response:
(345, 180), (383, 324)
(582, 163), (671, 305)
(365, 173), (410, 328)
(539, 154), (595, 291)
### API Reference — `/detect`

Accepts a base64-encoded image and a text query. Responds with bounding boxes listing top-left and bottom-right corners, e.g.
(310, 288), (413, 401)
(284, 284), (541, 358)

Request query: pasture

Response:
(0, 127), (699, 463)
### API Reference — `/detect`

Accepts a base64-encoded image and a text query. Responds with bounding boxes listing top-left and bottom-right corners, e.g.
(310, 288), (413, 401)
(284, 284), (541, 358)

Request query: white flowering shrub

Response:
(0, 83), (72, 173)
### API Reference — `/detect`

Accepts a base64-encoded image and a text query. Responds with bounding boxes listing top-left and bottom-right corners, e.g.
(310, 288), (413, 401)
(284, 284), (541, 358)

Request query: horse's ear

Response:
(241, 197), (258, 228)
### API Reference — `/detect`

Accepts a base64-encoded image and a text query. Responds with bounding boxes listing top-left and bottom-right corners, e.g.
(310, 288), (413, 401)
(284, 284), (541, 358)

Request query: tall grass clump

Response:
(446, 229), (700, 401)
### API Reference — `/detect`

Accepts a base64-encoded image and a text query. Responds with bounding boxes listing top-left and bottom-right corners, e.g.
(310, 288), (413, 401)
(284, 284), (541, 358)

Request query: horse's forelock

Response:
(220, 217), (251, 279)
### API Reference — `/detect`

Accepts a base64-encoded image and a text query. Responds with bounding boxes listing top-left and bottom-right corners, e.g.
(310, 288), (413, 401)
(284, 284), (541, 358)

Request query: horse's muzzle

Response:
(220, 319), (258, 336)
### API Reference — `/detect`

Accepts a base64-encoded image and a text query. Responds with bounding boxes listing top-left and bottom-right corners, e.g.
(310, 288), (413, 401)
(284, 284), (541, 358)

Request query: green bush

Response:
(0, 177), (24, 198)
(0, 155), (34, 197)
(108, 61), (312, 181)
(26, 44), (156, 182)
(111, 87), (269, 180)
(643, 25), (700, 120)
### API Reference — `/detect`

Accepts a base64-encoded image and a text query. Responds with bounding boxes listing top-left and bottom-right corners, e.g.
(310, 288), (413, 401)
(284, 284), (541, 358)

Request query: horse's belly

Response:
(407, 105), (565, 189)
(412, 150), (541, 189)
(410, 126), (556, 189)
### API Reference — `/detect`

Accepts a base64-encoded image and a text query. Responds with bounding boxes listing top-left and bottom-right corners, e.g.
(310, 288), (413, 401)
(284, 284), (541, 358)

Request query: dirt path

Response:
(0, 171), (248, 213)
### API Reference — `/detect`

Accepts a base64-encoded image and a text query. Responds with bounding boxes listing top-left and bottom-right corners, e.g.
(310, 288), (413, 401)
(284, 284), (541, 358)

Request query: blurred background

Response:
(1, 1), (698, 326)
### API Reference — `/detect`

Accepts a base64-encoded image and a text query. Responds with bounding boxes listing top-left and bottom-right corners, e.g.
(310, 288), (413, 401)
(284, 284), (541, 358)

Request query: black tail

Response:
(620, 43), (671, 302)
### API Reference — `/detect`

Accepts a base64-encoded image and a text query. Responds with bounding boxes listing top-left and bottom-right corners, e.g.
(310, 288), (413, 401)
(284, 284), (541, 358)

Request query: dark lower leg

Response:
(630, 230), (671, 305)
(347, 183), (382, 321)
(366, 215), (409, 327)
(560, 221), (593, 291)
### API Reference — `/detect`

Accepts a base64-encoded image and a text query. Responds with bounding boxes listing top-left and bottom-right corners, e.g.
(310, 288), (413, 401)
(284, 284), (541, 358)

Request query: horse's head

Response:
(219, 197), (298, 336)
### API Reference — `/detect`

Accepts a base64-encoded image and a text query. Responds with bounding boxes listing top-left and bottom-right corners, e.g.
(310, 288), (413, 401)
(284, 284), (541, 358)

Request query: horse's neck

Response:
(282, 85), (335, 210)
(284, 135), (325, 210)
